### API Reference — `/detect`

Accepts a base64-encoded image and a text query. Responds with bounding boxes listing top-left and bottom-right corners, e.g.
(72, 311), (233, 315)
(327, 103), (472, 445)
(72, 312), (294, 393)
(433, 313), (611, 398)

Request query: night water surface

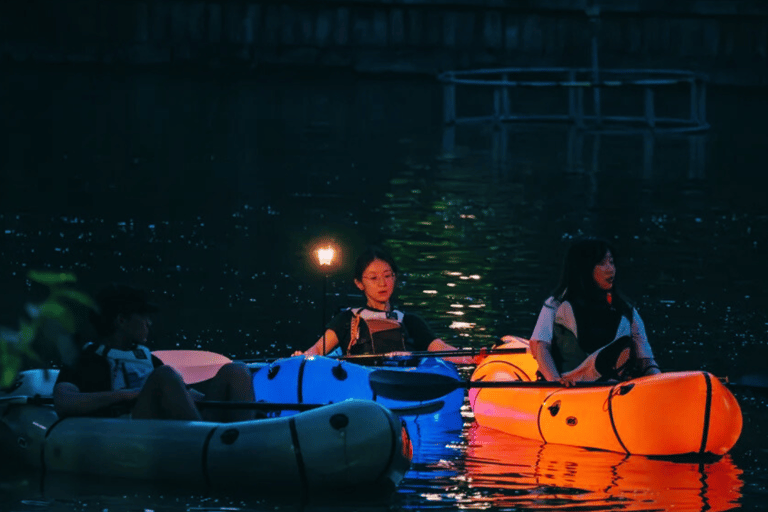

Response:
(0, 65), (766, 511)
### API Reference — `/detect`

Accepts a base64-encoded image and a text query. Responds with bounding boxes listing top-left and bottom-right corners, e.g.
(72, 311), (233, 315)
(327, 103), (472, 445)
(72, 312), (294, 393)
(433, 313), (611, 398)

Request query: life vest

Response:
(347, 308), (407, 355)
(86, 343), (155, 390)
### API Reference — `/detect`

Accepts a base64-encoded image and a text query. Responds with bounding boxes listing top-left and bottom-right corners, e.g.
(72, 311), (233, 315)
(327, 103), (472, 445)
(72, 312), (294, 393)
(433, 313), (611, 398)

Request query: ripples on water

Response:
(1, 66), (766, 510)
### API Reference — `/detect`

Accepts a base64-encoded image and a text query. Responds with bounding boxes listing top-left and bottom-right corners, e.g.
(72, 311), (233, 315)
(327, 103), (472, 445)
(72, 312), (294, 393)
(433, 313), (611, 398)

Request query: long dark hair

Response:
(353, 246), (400, 281)
(552, 238), (633, 318)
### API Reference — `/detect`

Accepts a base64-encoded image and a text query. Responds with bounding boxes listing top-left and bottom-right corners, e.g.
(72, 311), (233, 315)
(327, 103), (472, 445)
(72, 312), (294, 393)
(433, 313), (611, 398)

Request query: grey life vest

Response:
(88, 343), (155, 390)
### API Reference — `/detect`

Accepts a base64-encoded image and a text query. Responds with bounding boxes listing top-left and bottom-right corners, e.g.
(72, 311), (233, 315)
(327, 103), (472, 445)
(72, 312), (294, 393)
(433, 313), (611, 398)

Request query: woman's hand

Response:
(291, 350), (304, 357)
(557, 372), (577, 387)
(118, 388), (141, 402)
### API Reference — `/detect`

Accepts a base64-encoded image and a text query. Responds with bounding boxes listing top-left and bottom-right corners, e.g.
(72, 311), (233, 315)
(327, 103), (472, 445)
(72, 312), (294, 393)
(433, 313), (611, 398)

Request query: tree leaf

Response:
(51, 289), (96, 309)
(27, 271), (78, 286)
(0, 346), (21, 388)
(17, 320), (37, 346)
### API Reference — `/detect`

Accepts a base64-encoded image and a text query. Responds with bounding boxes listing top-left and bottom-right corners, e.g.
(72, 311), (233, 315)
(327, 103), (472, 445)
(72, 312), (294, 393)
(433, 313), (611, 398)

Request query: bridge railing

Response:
(439, 67), (709, 134)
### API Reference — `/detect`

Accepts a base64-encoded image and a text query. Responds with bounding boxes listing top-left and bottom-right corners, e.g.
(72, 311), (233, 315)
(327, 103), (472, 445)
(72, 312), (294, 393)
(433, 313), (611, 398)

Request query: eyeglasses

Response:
(363, 273), (396, 281)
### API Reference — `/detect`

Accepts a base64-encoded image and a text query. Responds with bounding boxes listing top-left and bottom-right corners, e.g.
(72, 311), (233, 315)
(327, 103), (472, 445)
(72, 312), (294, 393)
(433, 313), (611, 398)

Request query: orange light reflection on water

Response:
(463, 423), (743, 511)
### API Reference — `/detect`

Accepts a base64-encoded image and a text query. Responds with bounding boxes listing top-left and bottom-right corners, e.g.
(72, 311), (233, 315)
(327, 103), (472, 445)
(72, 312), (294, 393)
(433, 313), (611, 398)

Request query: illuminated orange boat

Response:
(468, 337), (743, 457)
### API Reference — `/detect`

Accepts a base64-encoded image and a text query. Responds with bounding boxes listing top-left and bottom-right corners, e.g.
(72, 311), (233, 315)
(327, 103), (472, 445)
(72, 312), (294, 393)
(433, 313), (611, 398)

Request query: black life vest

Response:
(347, 308), (407, 355)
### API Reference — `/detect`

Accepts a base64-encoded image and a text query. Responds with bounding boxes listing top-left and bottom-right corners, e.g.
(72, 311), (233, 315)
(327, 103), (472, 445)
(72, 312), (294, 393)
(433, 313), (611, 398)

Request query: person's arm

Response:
(292, 329), (341, 356)
(53, 382), (140, 418)
(529, 339), (561, 381)
(529, 300), (563, 382)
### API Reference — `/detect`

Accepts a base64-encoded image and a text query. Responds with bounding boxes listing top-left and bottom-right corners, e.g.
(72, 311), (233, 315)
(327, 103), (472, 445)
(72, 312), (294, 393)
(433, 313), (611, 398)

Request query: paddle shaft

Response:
(369, 370), (621, 401)
(340, 346), (528, 361)
(239, 346), (529, 365)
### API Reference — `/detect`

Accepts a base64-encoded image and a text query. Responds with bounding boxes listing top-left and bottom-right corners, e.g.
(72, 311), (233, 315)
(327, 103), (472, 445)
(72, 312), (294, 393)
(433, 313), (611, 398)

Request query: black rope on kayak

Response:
(297, 357), (308, 403)
(288, 417), (309, 499)
(201, 426), (217, 490)
(699, 372), (713, 455)
(535, 391), (557, 444)
(607, 383), (630, 455)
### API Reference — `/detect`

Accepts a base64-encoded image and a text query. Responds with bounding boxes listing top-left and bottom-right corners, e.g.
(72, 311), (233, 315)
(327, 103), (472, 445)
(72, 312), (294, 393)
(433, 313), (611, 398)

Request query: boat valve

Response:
(332, 364), (348, 381)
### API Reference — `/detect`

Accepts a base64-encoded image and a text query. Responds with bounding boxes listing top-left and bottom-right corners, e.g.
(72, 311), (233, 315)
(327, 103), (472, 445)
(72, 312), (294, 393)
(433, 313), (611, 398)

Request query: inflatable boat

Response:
(252, 354), (465, 414)
(0, 370), (412, 496)
(468, 337), (743, 457)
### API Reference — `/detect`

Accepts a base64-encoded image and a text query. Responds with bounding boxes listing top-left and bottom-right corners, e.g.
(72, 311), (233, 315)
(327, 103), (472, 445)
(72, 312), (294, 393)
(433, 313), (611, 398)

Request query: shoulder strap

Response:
(348, 308), (363, 353)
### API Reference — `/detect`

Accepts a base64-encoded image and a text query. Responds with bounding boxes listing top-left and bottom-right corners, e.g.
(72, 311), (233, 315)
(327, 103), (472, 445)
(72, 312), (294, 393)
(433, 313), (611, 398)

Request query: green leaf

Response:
(0, 347), (21, 388)
(2, 270), (88, 387)
(17, 320), (37, 346)
(27, 271), (78, 286)
(51, 289), (96, 309)
(42, 303), (76, 333)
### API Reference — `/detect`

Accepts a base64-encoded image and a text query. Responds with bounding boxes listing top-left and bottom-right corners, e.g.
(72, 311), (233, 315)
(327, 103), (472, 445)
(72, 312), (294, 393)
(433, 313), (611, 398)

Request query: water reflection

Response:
(464, 424), (743, 511)
(443, 122), (707, 182)
(397, 410), (467, 510)
(1, 468), (401, 512)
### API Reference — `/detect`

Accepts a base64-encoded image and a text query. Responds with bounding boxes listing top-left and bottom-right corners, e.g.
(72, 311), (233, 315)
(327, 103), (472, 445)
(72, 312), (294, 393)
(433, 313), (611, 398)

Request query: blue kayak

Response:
(251, 355), (464, 414)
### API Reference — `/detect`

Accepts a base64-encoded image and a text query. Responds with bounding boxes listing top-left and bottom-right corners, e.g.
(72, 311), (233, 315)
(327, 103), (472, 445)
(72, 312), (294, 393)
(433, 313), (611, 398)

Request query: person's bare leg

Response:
(201, 362), (255, 422)
(132, 365), (201, 420)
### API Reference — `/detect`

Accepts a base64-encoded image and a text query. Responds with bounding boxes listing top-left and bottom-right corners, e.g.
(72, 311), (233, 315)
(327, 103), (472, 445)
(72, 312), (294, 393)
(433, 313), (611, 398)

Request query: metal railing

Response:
(439, 67), (709, 134)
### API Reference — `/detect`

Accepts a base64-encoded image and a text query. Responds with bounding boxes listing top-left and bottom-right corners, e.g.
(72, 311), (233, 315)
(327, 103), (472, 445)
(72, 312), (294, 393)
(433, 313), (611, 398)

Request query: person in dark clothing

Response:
(293, 246), (471, 364)
(53, 284), (255, 421)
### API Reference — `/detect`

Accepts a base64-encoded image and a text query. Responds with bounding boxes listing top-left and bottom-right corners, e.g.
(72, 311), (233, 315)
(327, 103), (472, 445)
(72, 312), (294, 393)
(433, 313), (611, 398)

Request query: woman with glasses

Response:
(293, 246), (465, 359)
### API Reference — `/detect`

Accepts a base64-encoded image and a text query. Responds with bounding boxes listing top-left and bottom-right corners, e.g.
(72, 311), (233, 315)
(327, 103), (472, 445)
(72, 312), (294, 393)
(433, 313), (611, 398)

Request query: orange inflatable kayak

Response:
(468, 337), (743, 457)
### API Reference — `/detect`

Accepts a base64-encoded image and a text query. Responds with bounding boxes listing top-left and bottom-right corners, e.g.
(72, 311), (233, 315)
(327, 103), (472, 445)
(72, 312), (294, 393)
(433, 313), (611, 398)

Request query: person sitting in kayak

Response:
(292, 246), (472, 364)
(53, 284), (256, 421)
(529, 238), (662, 386)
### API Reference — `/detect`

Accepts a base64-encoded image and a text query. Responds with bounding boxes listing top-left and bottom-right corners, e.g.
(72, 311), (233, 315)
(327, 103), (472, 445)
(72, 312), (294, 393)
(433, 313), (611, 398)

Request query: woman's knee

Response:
(215, 362), (251, 381)
(147, 364), (187, 388)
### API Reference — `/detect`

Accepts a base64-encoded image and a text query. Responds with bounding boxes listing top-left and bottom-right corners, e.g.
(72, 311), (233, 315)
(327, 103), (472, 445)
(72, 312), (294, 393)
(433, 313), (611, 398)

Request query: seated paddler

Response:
(529, 238), (662, 386)
(53, 283), (256, 421)
(292, 245), (472, 364)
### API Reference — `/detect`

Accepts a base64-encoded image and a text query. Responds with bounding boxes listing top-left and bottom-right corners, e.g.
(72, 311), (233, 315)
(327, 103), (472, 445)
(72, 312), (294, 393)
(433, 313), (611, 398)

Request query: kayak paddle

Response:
(369, 370), (622, 402)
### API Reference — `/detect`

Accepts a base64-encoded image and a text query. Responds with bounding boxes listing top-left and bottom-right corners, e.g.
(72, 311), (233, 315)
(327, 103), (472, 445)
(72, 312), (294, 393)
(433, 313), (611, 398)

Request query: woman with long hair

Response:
(529, 238), (661, 386)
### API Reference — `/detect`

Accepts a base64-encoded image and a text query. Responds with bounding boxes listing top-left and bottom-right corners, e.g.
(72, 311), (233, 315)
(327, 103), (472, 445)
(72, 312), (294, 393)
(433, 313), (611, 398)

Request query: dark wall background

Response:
(0, 0), (766, 85)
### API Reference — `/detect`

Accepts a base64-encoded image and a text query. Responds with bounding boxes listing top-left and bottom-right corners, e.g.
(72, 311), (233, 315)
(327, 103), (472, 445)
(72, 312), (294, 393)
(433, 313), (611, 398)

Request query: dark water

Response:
(1, 65), (767, 511)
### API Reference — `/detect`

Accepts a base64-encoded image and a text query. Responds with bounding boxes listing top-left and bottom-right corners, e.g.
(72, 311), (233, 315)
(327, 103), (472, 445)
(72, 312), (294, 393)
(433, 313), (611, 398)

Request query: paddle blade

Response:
(369, 370), (464, 401)
(153, 350), (232, 384)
